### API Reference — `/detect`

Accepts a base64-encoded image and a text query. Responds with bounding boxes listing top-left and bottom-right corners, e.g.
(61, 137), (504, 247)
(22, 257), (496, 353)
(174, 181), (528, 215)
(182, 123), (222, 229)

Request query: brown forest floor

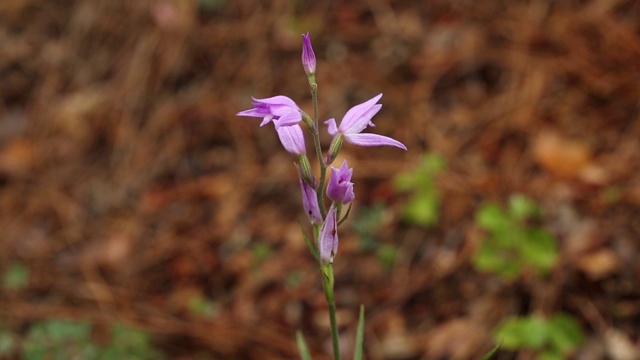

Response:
(1, 1), (639, 359)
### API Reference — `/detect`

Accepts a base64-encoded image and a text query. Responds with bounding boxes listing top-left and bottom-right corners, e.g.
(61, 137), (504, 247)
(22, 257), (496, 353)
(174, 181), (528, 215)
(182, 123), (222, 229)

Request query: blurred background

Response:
(0, 0), (639, 359)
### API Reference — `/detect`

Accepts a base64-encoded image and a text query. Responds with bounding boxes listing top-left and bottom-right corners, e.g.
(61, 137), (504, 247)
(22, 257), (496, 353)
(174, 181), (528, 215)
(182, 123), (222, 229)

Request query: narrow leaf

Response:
(338, 203), (353, 226)
(481, 341), (501, 360)
(298, 221), (319, 262)
(296, 330), (313, 360)
(353, 305), (365, 360)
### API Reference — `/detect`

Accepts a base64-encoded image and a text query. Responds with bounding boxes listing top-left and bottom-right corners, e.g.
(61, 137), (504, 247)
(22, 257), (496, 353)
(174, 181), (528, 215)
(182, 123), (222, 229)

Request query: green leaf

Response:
(394, 153), (445, 227)
(0, 329), (16, 355)
(376, 244), (397, 271)
(473, 242), (520, 279)
(296, 330), (313, 360)
(353, 203), (385, 251)
(509, 194), (539, 221)
(102, 325), (161, 360)
(23, 320), (98, 360)
(481, 342), (501, 360)
(520, 229), (558, 272)
(353, 305), (365, 360)
(494, 316), (547, 350)
(298, 221), (319, 262)
(404, 193), (439, 226)
(476, 204), (510, 231)
(537, 349), (563, 360)
(546, 314), (584, 352)
(3, 264), (29, 290)
(393, 172), (415, 191)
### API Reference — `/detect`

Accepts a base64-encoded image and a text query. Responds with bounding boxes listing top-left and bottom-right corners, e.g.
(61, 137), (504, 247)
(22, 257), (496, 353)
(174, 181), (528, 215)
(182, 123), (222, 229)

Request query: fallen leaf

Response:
(577, 249), (619, 280)
(533, 131), (592, 179)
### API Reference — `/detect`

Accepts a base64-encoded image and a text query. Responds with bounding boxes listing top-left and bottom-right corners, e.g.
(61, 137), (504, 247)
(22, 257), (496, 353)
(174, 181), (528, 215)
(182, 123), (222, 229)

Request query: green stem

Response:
(328, 302), (340, 360)
(321, 263), (340, 360)
(309, 82), (327, 217)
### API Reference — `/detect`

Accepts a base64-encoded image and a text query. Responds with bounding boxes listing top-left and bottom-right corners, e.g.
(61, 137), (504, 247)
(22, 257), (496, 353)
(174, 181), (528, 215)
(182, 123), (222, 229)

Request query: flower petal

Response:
(253, 95), (298, 108)
(327, 160), (355, 204)
(259, 114), (274, 127)
(274, 110), (302, 128)
(276, 125), (306, 155)
(236, 108), (266, 118)
(344, 133), (407, 150)
(325, 118), (338, 136)
(339, 93), (383, 133)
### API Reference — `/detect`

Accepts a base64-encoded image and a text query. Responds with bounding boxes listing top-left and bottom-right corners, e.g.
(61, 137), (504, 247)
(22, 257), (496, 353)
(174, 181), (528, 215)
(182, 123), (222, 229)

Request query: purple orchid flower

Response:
(237, 95), (302, 128)
(327, 160), (355, 204)
(319, 204), (339, 263)
(325, 93), (407, 150)
(276, 124), (306, 155)
(299, 177), (322, 224)
(301, 32), (316, 75)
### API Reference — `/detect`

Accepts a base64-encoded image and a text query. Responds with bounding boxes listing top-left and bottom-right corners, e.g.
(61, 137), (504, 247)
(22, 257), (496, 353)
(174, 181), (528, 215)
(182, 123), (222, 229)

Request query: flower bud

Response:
(327, 160), (354, 204)
(301, 33), (316, 77)
(319, 204), (339, 263)
(297, 154), (315, 187)
(325, 133), (343, 166)
(299, 177), (322, 224)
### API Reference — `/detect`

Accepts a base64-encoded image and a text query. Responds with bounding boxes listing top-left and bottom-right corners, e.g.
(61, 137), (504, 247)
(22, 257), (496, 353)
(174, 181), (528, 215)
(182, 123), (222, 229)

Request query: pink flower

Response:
(237, 95), (302, 128)
(325, 94), (407, 150)
(326, 160), (354, 204)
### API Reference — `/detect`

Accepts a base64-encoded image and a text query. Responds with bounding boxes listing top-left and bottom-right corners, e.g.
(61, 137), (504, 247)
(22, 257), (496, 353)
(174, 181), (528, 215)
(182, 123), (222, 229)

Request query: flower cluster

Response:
(237, 33), (406, 264)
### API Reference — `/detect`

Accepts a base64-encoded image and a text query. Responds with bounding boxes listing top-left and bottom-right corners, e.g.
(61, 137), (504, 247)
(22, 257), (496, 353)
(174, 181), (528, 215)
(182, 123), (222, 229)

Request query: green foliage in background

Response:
(473, 195), (558, 279)
(0, 319), (161, 359)
(101, 324), (161, 360)
(353, 202), (386, 251)
(352, 203), (398, 271)
(394, 153), (446, 227)
(494, 314), (584, 360)
(23, 320), (98, 360)
(2, 263), (29, 290)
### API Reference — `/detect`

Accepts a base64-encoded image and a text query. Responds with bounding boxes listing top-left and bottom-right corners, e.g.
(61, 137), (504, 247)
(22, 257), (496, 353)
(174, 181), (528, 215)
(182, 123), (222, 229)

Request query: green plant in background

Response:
(394, 153), (445, 227)
(0, 319), (161, 359)
(23, 320), (98, 360)
(473, 194), (557, 279)
(101, 324), (161, 360)
(352, 202), (386, 251)
(2, 263), (29, 290)
(352, 203), (398, 271)
(494, 314), (584, 359)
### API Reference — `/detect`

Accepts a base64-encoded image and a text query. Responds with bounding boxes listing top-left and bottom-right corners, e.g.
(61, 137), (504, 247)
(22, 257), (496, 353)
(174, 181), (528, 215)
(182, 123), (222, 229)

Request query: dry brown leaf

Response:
(380, 312), (419, 360)
(577, 249), (620, 280)
(604, 329), (640, 360)
(425, 318), (487, 360)
(0, 137), (36, 177)
(533, 131), (592, 179)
